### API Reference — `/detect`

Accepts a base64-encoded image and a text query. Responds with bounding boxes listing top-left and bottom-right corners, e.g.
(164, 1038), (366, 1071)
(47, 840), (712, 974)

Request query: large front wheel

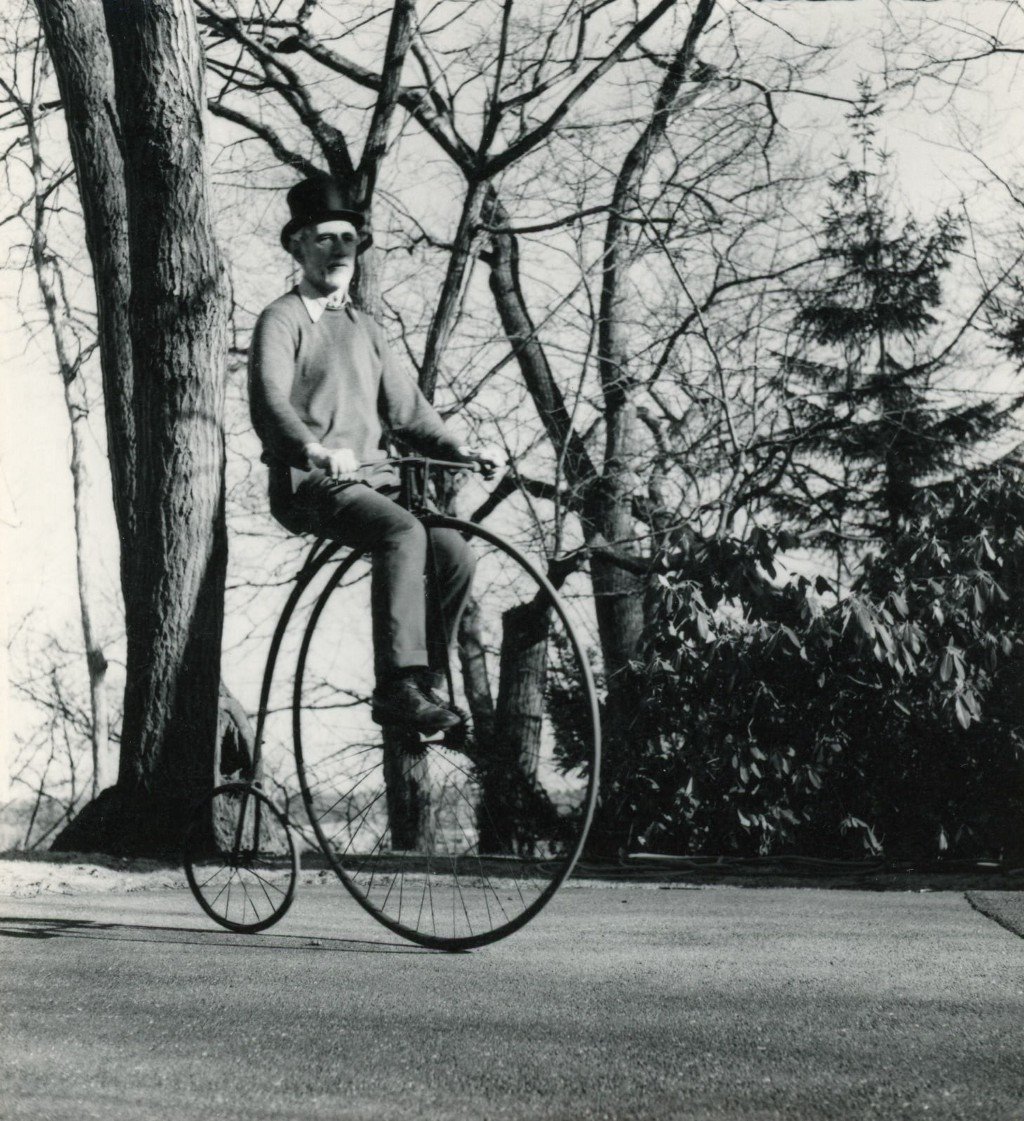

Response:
(293, 516), (600, 950)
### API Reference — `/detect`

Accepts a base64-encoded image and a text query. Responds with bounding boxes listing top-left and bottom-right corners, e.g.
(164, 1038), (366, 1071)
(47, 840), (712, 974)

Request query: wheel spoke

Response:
(309, 751), (385, 830)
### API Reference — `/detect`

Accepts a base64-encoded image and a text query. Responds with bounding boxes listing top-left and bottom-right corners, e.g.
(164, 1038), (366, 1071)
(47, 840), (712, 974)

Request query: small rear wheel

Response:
(184, 783), (298, 934)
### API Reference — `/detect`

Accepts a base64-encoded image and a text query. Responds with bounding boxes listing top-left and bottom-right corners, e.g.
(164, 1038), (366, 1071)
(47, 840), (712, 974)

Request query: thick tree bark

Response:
(43, 0), (230, 854)
(592, 281), (646, 822)
(102, 0), (230, 850)
(217, 683), (257, 780)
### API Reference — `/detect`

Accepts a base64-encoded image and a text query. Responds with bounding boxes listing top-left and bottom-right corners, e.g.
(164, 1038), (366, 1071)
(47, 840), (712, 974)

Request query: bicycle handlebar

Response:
(386, 456), (481, 471)
(357, 456), (492, 474)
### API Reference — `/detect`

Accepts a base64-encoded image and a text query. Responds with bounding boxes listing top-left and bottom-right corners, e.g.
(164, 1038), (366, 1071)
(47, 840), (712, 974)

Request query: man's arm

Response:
(248, 305), (318, 468)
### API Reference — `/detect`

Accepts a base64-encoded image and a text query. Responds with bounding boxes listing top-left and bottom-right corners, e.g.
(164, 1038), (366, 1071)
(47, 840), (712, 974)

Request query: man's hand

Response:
(457, 444), (505, 480)
(305, 443), (360, 479)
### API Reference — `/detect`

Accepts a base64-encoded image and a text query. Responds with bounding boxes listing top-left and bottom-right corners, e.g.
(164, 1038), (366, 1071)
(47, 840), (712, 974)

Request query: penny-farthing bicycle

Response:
(184, 458), (601, 950)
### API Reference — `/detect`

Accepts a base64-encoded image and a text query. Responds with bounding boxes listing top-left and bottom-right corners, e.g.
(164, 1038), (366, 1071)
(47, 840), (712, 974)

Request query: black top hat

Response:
(280, 176), (371, 251)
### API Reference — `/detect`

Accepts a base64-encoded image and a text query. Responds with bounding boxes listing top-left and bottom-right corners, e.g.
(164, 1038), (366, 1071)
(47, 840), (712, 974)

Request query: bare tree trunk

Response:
(102, 0), (229, 850)
(419, 181), (485, 400)
(476, 2), (714, 849)
(351, 0), (415, 326)
(588, 0), (716, 851)
(483, 187), (598, 496)
(590, 365), (646, 831)
(33, 0), (132, 804)
(458, 598), (497, 747)
(478, 596), (551, 853)
(382, 734), (430, 851)
(42, 0), (230, 854)
(34, 0), (136, 554)
(65, 378), (112, 799)
(17, 50), (113, 800)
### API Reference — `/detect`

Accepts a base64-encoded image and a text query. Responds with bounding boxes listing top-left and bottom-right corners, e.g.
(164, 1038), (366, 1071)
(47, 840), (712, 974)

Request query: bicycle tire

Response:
(293, 515), (600, 950)
(184, 782), (298, 934)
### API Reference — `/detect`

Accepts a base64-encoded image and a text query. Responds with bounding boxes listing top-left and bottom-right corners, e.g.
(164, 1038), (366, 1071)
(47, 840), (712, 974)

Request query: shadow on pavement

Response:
(0, 914), (439, 954)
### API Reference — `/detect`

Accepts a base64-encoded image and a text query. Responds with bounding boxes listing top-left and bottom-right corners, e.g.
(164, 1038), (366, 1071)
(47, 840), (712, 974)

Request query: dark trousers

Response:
(271, 469), (475, 681)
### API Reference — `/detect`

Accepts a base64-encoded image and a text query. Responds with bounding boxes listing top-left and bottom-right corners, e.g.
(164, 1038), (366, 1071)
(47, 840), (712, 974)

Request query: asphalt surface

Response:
(2, 883), (1023, 1121)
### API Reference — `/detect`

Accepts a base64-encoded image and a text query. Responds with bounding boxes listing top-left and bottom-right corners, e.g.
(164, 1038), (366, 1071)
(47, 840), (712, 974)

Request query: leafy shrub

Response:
(594, 465), (1024, 861)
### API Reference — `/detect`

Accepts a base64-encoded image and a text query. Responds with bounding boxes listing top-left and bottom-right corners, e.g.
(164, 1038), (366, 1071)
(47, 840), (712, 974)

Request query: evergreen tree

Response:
(775, 88), (1007, 579)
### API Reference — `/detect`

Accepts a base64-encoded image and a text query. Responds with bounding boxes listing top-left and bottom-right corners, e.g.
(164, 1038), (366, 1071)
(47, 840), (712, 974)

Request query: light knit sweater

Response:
(248, 288), (461, 471)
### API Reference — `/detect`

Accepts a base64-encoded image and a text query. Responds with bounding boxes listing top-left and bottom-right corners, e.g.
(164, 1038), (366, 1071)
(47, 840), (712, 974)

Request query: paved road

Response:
(2, 883), (1023, 1120)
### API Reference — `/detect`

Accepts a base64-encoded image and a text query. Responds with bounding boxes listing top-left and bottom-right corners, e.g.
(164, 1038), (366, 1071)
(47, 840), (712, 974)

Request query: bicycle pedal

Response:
(441, 723), (468, 750)
(398, 725), (466, 752)
(379, 727), (425, 755)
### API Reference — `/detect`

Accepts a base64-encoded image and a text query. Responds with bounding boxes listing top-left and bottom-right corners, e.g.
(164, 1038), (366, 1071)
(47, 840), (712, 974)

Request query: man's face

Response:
(292, 219), (359, 294)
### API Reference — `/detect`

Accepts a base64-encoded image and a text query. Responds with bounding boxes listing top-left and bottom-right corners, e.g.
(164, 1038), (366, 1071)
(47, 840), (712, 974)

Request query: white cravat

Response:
(298, 278), (351, 322)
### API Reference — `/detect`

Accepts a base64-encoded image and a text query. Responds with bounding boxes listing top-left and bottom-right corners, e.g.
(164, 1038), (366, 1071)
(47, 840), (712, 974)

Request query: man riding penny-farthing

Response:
(185, 176), (600, 950)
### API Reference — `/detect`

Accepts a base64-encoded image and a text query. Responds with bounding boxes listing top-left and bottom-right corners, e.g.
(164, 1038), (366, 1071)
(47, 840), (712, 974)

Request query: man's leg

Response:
(305, 482), (429, 678)
(424, 527), (476, 679)
(288, 478), (457, 728)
